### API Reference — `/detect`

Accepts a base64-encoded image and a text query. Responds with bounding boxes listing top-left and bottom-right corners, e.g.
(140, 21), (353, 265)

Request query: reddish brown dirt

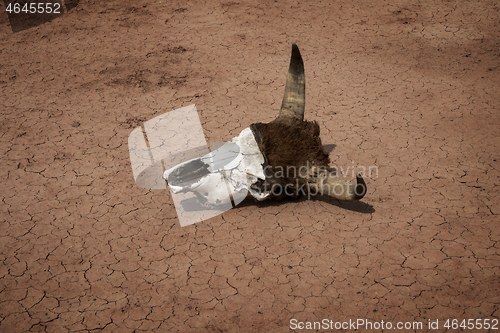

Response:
(1, 0), (499, 332)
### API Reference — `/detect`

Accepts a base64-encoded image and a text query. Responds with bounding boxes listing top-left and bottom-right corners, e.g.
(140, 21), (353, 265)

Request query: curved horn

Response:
(308, 173), (367, 201)
(278, 43), (305, 121)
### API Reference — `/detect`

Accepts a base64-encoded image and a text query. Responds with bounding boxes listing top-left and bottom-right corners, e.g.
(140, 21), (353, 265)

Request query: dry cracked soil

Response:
(1, 0), (499, 332)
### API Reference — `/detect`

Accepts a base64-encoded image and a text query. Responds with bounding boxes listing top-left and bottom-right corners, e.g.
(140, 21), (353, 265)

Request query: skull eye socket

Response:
(167, 159), (210, 187)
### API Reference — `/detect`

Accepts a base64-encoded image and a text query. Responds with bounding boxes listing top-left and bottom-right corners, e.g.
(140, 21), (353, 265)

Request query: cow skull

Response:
(163, 44), (366, 207)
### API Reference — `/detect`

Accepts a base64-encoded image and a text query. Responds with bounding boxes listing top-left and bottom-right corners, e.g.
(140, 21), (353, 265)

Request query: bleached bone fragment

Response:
(163, 128), (270, 207)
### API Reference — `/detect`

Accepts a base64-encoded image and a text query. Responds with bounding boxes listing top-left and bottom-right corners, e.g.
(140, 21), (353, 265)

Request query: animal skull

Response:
(163, 44), (366, 206)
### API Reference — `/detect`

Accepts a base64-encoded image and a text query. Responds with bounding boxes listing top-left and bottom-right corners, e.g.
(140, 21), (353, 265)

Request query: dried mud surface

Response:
(1, 0), (499, 332)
